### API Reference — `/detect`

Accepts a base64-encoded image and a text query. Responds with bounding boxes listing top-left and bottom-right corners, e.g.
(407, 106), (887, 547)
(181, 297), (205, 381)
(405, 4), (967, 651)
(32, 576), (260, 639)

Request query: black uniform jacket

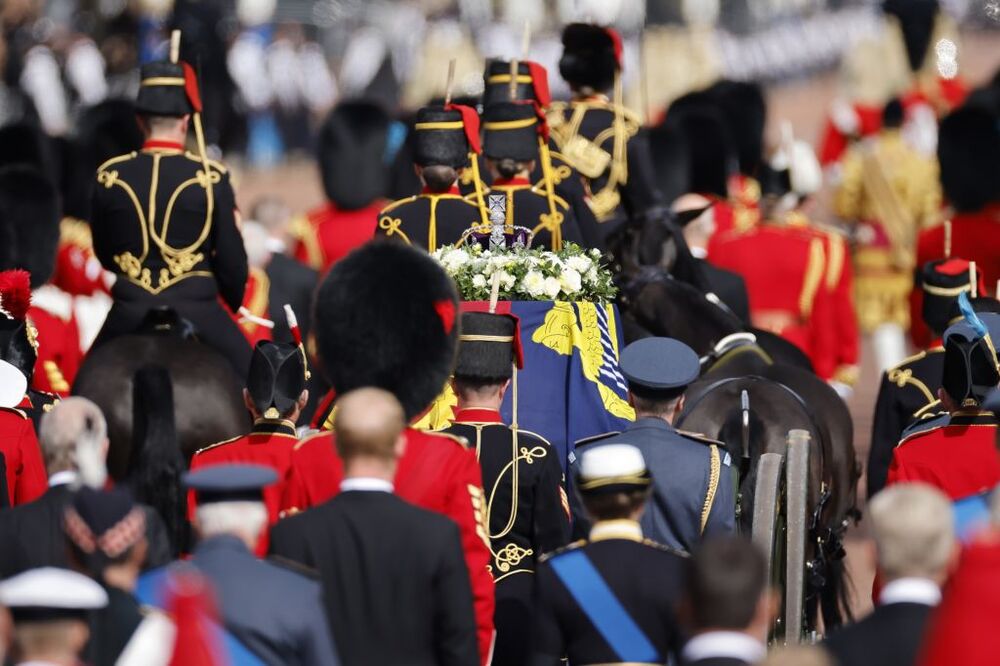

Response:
(374, 189), (485, 252)
(824, 600), (934, 666)
(867, 346), (944, 498)
(90, 143), (250, 374)
(531, 525), (687, 666)
(269, 489), (479, 666)
(547, 98), (659, 243)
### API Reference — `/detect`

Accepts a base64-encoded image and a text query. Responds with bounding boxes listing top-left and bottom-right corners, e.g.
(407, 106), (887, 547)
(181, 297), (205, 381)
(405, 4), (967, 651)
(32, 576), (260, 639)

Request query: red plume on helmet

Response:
(0, 270), (32, 321)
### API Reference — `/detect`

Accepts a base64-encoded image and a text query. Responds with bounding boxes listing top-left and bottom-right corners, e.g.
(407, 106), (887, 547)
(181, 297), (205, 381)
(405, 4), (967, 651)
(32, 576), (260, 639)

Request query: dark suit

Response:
(86, 585), (144, 666)
(699, 259), (751, 326)
(269, 489), (479, 666)
(191, 534), (339, 666)
(265, 253), (318, 343)
(823, 602), (934, 666)
(532, 534), (687, 665)
(90, 147), (251, 376)
(0, 482), (171, 578)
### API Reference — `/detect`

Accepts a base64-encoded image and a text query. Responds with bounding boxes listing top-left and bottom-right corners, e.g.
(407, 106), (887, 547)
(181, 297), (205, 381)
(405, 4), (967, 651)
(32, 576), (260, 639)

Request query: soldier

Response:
(290, 101), (392, 272)
(885, 302), (1000, 500)
(868, 258), (982, 498)
(570, 337), (735, 554)
(374, 104), (487, 252)
(442, 311), (570, 666)
(279, 242), (495, 665)
(188, 339), (308, 554)
(548, 24), (659, 244)
(478, 102), (583, 250)
(0, 352), (46, 507)
(834, 99), (940, 368)
(915, 106), (1000, 337)
(533, 444), (687, 665)
(88, 35), (251, 377)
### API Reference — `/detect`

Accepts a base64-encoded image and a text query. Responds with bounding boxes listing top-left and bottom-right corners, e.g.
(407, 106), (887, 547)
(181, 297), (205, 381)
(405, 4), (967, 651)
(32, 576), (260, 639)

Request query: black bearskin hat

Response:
(0, 122), (55, 176)
(0, 166), (60, 288)
(483, 60), (551, 107)
(662, 94), (734, 199)
(414, 106), (471, 169)
(314, 241), (459, 420)
(482, 102), (541, 163)
(135, 61), (195, 117)
(79, 100), (145, 169)
(246, 341), (306, 418)
(938, 106), (1000, 213)
(0, 270), (36, 382)
(942, 310), (1000, 407)
(318, 101), (391, 210)
(883, 0), (940, 72)
(454, 312), (522, 382)
(559, 23), (621, 93)
(705, 80), (767, 178)
(920, 258), (983, 336)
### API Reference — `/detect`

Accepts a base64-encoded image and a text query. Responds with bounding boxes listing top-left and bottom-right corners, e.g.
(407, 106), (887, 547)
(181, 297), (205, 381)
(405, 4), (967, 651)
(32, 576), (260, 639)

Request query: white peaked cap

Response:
(0, 358), (27, 409)
(0, 567), (108, 610)
(578, 443), (650, 492)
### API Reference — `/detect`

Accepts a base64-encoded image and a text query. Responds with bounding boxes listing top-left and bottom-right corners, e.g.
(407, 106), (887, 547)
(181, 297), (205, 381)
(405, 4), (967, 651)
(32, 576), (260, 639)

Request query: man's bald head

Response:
(334, 388), (407, 463)
(38, 397), (107, 478)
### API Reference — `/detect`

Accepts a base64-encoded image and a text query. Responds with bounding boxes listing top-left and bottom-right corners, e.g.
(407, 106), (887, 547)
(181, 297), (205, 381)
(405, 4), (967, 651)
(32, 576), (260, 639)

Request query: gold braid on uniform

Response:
(699, 445), (721, 534)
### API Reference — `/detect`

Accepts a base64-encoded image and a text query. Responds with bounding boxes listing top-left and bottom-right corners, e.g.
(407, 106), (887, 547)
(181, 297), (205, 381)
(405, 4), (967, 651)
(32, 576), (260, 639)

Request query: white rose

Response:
(472, 274), (488, 289)
(559, 268), (582, 295)
(567, 255), (592, 273)
(585, 266), (600, 284)
(590, 248), (602, 258)
(521, 270), (546, 298)
(442, 249), (469, 270)
(543, 276), (562, 300)
(499, 271), (516, 290)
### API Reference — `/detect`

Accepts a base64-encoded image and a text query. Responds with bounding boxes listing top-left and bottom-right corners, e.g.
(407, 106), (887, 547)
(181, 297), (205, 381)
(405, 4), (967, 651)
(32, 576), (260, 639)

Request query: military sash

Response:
(549, 550), (659, 663)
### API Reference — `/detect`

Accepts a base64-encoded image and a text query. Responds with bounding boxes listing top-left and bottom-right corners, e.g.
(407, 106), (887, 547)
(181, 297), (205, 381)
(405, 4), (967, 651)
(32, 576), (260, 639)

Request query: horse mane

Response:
(128, 364), (187, 556)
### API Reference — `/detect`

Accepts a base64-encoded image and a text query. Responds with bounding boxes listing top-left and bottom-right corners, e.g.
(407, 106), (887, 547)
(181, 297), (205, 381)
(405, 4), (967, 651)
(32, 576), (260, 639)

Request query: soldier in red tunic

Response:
(279, 241), (495, 665)
(189, 339), (308, 554)
(289, 101), (393, 272)
(886, 303), (1000, 500)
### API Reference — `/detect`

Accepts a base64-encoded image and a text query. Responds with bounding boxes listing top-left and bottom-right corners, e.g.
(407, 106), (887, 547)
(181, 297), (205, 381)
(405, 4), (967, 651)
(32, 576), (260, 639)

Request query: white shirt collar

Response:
(340, 477), (394, 493)
(589, 519), (643, 543)
(265, 237), (287, 254)
(879, 577), (942, 607)
(682, 631), (767, 663)
(48, 470), (78, 487)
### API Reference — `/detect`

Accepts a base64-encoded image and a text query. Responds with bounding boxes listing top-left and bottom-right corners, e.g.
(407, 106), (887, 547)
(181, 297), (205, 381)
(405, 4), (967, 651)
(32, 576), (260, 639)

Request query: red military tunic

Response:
(0, 406), (47, 506)
(818, 102), (883, 166)
(282, 427), (496, 666)
(912, 205), (1000, 347)
(51, 217), (111, 297)
(230, 267), (273, 347)
(886, 410), (1000, 500)
(710, 223), (837, 378)
(27, 287), (82, 394)
(290, 201), (385, 273)
(188, 418), (298, 555)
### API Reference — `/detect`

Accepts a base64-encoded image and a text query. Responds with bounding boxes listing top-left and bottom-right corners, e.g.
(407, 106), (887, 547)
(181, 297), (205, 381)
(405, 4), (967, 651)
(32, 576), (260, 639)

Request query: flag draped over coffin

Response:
(417, 300), (635, 470)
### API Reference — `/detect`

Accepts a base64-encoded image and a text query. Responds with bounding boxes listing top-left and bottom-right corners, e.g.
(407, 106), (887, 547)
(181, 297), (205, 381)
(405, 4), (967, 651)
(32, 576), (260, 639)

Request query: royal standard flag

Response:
(417, 300), (635, 470)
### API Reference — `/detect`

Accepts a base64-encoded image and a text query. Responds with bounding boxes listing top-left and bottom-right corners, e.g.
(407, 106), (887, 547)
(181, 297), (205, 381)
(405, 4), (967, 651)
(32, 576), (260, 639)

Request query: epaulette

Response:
(897, 412), (950, 447)
(184, 151), (228, 174)
(514, 427), (553, 447)
(193, 434), (243, 456)
(573, 431), (619, 449)
(293, 429), (331, 452)
(266, 555), (322, 581)
(378, 196), (419, 216)
(641, 538), (690, 558)
(677, 429), (725, 447)
(96, 152), (137, 173)
(913, 399), (942, 420)
(423, 430), (471, 450)
(538, 539), (586, 563)
(0, 406), (28, 420)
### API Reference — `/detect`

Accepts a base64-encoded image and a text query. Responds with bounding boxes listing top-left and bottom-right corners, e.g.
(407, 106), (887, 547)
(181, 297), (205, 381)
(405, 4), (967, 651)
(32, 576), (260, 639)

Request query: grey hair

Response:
(195, 501), (268, 543)
(870, 483), (955, 580)
(37, 397), (108, 485)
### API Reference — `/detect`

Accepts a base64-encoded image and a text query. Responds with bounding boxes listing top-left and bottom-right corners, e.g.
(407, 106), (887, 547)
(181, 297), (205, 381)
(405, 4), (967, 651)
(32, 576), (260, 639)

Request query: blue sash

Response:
(953, 491), (992, 542)
(549, 549), (660, 663)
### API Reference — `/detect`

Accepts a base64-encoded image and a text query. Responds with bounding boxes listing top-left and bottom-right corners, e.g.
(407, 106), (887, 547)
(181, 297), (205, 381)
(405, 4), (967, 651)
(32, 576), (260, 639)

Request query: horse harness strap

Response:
(700, 444), (722, 534)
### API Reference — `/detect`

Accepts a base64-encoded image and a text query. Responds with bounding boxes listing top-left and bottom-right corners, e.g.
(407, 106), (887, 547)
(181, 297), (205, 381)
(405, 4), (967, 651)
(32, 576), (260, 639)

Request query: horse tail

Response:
(128, 364), (186, 557)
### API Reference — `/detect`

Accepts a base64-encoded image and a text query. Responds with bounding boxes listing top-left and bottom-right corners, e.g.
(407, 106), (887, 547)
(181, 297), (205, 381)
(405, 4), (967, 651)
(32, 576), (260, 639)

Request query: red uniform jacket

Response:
(282, 427), (496, 666)
(188, 418), (299, 555)
(710, 224), (837, 378)
(919, 536), (1000, 666)
(818, 102), (883, 166)
(230, 267), (273, 347)
(0, 406), (47, 506)
(51, 217), (110, 297)
(28, 287), (82, 394)
(911, 205), (1000, 347)
(290, 201), (385, 273)
(887, 411), (1000, 500)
